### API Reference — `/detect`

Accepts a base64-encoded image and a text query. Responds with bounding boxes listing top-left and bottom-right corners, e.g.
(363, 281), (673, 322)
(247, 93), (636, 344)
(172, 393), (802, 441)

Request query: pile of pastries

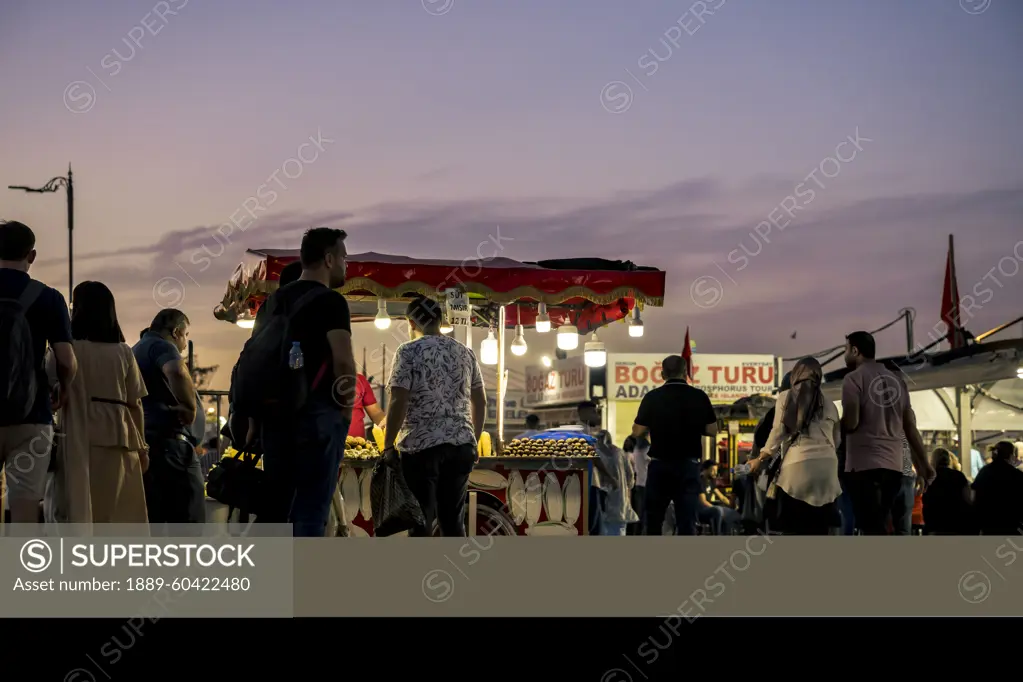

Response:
(345, 436), (379, 460)
(503, 437), (596, 458)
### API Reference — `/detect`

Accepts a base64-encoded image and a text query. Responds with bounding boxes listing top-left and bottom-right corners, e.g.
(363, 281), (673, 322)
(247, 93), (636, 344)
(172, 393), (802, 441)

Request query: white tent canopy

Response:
(821, 342), (1022, 401)
(831, 380), (1023, 432)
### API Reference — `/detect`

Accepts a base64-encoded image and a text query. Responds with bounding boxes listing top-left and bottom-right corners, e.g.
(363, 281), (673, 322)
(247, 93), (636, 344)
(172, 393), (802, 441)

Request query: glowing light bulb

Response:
(511, 325), (527, 356)
(480, 329), (498, 365)
(584, 333), (607, 368)
(374, 300), (391, 330)
(535, 302), (551, 333)
(557, 325), (578, 351)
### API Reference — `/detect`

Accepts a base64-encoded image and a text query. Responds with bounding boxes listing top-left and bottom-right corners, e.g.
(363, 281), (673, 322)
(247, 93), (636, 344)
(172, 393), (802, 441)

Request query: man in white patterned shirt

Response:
(383, 297), (487, 537)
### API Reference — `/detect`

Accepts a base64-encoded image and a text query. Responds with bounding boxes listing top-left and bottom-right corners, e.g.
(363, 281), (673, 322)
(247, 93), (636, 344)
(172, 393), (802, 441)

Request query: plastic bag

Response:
(370, 453), (426, 537)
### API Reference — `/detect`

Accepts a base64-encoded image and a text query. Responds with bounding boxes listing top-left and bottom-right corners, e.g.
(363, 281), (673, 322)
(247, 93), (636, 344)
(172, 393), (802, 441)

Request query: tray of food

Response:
(345, 436), (379, 460)
(502, 436), (597, 459)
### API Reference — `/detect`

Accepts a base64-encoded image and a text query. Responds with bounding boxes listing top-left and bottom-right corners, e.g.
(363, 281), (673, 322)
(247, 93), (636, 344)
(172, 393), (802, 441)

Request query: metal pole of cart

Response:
(497, 305), (507, 452)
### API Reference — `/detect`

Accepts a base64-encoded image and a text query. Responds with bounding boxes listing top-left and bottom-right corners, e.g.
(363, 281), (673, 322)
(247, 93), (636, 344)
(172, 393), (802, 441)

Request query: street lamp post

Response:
(8, 164), (75, 300)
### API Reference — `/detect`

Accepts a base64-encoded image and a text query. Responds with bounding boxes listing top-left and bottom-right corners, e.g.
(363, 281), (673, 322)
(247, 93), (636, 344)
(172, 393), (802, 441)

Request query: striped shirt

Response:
(901, 438), (914, 478)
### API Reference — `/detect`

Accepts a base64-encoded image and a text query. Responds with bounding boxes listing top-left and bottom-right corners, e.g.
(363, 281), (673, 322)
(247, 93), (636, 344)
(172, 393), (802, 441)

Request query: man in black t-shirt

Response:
(259, 228), (356, 537)
(0, 221), (77, 523)
(632, 355), (718, 536)
(971, 441), (1023, 536)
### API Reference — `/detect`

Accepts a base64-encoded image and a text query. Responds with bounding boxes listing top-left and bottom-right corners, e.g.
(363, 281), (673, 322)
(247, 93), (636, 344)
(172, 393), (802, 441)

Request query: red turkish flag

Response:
(941, 235), (966, 349)
(682, 326), (694, 382)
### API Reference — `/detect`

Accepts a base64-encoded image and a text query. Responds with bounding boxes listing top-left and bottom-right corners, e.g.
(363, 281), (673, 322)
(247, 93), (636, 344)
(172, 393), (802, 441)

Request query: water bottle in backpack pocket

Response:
(288, 342), (304, 369)
(0, 280), (45, 421)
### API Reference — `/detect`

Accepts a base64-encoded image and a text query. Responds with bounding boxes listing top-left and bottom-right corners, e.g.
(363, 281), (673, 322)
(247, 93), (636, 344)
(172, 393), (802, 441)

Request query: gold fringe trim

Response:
(337, 277), (664, 307)
(213, 276), (664, 322)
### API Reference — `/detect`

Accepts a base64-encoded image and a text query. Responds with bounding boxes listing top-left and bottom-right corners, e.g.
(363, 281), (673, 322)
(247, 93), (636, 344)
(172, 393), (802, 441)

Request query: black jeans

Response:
(626, 485), (646, 535)
(401, 443), (476, 537)
(846, 468), (904, 535)
(143, 434), (206, 530)
(644, 458), (701, 536)
(776, 488), (840, 535)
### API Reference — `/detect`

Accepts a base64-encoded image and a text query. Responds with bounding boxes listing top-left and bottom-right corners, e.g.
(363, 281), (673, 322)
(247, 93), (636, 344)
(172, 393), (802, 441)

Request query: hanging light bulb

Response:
(511, 307), (527, 356)
(584, 332), (607, 368)
(557, 324), (579, 351)
(440, 314), (454, 334)
(511, 330), (527, 356)
(541, 355), (552, 368)
(628, 306), (644, 338)
(535, 302), (551, 333)
(374, 299), (391, 330)
(480, 328), (499, 365)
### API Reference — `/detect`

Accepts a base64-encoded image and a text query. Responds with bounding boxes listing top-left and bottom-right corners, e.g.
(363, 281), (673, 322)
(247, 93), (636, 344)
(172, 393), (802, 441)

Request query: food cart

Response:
(214, 249), (666, 536)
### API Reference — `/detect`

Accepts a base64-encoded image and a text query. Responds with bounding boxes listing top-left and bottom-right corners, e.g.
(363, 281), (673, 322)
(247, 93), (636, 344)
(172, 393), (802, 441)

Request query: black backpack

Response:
(229, 286), (332, 427)
(0, 280), (45, 421)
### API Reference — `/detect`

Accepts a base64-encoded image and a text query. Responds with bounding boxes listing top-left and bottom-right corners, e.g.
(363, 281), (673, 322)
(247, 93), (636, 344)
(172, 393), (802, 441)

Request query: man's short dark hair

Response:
(299, 227), (347, 268)
(279, 260), (303, 287)
(701, 460), (718, 472)
(623, 436), (636, 452)
(991, 441), (1016, 461)
(149, 308), (189, 336)
(406, 296), (443, 331)
(0, 221), (36, 261)
(662, 355), (685, 379)
(846, 331), (876, 359)
(525, 414), (540, 428)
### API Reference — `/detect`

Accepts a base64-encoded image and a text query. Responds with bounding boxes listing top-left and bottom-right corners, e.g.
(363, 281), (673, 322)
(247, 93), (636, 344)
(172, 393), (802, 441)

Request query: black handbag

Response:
(370, 451), (426, 537)
(205, 446), (265, 519)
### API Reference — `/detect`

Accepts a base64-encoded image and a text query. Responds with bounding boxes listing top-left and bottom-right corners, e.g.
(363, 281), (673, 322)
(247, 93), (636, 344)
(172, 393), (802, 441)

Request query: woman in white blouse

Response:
(748, 357), (842, 535)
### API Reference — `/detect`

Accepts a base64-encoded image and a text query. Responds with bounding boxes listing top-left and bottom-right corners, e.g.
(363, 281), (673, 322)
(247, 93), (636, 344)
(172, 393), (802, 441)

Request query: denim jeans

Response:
(261, 402), (349, 537)
(603, 521), (628, 536)
(837, 476), (856, 535)
(698, 505), (742, 535)
(890, 475), (916, 536)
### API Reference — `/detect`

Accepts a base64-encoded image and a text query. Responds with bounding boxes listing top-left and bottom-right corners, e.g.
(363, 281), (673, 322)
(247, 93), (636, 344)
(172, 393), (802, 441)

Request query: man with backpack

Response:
(0, 221), (77, 524)
(232, 227), (356, 537)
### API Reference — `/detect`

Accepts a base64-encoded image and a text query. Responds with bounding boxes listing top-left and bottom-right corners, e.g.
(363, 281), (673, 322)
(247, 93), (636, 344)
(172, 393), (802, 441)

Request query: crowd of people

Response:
(572, 334), (1023, 536)
(0, 220), (208, 531)
(2, 218), (1020, 538)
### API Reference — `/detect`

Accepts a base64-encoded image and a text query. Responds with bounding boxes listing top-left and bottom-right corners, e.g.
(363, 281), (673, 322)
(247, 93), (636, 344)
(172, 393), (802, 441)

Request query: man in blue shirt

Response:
(133, 309), (203, 526)
(0, 221), (77, 524)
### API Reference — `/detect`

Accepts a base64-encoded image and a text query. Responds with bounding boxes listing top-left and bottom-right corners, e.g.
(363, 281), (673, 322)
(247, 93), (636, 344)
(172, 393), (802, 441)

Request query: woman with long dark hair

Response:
(748, 357), (842, 534)
(52, 281), (149, 529)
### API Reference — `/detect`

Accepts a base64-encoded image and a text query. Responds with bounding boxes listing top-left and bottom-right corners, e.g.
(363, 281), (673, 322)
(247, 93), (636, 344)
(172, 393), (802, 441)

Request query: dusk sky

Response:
(2, 0), (1021, 390)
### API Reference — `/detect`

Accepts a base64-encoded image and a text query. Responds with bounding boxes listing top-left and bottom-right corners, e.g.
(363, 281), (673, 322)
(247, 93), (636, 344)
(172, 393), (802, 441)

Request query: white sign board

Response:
(445, 289), (471, 326)
(608, 353), (776, 404)
(523, 356), (589, 407)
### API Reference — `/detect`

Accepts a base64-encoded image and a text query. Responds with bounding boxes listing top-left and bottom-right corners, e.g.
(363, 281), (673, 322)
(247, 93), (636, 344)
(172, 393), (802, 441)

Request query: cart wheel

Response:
(431, 496), (518, 537)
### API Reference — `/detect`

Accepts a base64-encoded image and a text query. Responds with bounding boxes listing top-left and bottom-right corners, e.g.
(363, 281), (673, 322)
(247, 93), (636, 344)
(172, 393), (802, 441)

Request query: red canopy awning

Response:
(215, 250), (666, 332)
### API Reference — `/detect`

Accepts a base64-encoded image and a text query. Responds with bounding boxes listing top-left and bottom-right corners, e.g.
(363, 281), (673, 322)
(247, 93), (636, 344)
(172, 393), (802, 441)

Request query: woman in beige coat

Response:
(52, 281), (149, 530)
